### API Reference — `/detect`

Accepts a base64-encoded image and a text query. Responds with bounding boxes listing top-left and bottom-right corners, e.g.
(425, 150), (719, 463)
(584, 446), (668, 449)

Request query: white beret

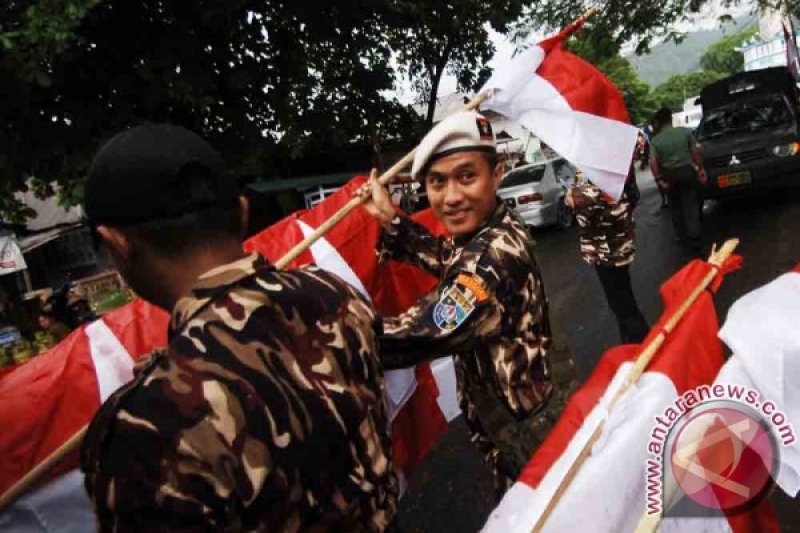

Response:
(411, 110), (496, 180)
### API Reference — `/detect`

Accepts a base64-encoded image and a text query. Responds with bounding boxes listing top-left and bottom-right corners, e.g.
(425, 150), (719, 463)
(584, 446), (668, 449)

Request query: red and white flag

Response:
(484, 258), (780, 532)
(0, 299), (169, 529)
(244, 176), (461, 480)
(480, 19), (638, 199)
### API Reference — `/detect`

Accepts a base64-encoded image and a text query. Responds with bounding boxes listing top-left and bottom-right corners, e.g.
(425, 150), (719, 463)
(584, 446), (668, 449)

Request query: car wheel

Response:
(556, 198), (574, 230)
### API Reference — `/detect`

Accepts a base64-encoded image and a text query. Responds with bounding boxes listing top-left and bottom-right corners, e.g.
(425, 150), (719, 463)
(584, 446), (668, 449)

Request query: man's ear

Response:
(492, 162), (505, 188)
(96, 226), (130, 261)
(238, 196), (250, 238)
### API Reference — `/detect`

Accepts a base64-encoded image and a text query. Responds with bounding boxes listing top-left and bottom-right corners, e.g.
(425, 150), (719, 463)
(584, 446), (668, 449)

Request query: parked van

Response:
(696, 67), (800, 198)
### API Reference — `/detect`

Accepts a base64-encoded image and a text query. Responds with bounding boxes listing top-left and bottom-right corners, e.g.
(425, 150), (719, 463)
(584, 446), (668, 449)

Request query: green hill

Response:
(627, 15), (757, 87)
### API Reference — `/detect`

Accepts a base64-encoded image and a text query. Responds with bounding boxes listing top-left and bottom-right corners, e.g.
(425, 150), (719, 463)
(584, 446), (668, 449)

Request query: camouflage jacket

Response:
(573, 184), (636, 267)
(81, 254), (397, 532)
(377, 201), (552, 480)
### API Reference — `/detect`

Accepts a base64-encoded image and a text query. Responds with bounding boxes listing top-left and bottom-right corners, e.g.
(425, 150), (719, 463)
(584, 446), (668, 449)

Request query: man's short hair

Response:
(653, 108), (672, 128)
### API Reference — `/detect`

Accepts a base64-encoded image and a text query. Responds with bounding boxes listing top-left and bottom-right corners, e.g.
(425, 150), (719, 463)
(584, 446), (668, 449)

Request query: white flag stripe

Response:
(430, 357), (461, 422)
(296, 219), (370, 299)
(85, 319), (134, 403)
(718, 272), (800, 497)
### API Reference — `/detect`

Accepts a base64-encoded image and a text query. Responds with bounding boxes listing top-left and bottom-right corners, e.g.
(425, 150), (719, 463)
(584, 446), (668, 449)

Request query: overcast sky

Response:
(402, 0), (758, 104)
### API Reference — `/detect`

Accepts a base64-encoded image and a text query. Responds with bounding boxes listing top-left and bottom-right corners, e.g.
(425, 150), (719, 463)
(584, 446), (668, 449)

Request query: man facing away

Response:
(359, 111), (577, 497)
(80, 124), (397, 531)
(649, 107), (708, 251)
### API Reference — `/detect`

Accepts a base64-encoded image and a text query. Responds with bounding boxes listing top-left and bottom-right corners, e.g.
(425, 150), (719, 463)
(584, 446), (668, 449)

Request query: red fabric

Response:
(793, 263), (800, 274)
(0, 300), (169, 495)
(536, 22), (631, 125)
(245, 177), (452, 477)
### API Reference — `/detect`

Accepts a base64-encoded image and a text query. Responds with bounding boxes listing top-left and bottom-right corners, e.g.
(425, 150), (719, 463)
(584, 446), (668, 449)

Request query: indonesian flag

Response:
(244, 176), (461, 480)
(480, 18), (639, 200)
(484, 258), (780, 532)
(0, 299), (169, 529)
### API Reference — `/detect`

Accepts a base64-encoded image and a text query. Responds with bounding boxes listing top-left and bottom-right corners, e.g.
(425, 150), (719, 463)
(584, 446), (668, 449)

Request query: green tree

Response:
(700, 27), (757, 75)
(0, 1), (420, 222)
(386, 0), (528, 126)
(650, 70), (728, 111)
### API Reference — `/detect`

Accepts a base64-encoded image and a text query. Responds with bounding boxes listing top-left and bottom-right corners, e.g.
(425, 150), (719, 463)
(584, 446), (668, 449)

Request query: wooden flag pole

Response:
(0, 3), (605, 512)
(530, 239), (740, 533)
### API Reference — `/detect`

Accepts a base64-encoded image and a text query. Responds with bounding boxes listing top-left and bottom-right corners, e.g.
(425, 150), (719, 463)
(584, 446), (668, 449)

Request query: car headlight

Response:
(772, 142), (800, 157)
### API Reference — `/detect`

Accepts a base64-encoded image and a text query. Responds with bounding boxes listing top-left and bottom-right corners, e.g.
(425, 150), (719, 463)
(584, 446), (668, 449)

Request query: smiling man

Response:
(360, 111), (577, 497)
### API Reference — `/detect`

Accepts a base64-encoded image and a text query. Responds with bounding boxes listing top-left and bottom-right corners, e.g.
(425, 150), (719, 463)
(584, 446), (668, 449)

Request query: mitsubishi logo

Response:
(729, 155), (741, 166)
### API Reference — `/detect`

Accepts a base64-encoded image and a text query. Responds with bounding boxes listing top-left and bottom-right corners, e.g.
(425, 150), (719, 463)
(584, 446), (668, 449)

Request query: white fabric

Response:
(430, 357), (461, 421)
(85, 319), (134, 402)
(483, 364), (730, 533)
(718, 271), (800, 496)
(0, 469), (93, 532)
(479, 45), (639, 200)
(0, 235), (27, 276)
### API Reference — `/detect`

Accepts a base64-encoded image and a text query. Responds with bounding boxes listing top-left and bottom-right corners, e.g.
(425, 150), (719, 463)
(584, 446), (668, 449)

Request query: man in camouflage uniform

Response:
(360, 111), (577, 496)
(566, 165), (649, 343)
(81, 124), (397, 531)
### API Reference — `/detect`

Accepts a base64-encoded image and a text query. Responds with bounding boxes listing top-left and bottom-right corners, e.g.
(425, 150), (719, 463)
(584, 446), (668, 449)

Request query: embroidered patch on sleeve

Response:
(433, 285), (476, 332)
(456, 273), (489, 302)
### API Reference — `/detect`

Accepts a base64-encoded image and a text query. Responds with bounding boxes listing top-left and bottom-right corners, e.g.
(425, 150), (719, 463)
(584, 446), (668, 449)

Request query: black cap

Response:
(84, 124), (238, 226)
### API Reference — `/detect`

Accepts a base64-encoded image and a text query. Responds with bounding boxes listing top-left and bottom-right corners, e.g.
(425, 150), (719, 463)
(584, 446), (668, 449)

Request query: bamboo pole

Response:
(0, 3), (603, 512)
(531, 239), (740, 533)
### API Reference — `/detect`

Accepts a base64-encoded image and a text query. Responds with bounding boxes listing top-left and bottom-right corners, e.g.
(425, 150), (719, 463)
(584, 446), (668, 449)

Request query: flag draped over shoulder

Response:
(480, 19), (639, 200)
(244, 176), (461, 478)
(484, 258), (780, 532)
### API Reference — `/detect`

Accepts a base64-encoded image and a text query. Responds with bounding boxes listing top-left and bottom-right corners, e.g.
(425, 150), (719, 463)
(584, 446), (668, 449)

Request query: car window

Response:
(500, 165), (546, 188)
(697, 93), (794, 140)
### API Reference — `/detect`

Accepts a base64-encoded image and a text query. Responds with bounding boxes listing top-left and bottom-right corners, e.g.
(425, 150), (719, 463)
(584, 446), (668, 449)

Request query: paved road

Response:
(395, 169), (800, 531)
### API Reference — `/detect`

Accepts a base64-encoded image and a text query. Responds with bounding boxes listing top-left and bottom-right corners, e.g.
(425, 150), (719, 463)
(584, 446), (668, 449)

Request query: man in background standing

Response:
(649, 107), (707, 252)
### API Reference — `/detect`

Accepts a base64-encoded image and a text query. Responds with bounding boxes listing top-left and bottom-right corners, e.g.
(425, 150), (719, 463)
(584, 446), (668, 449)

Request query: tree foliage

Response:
(650, 70), (728, 111)
(0, 1), (421, 222)
(386, 0), (528, 125)
(700, 27), (757, 75)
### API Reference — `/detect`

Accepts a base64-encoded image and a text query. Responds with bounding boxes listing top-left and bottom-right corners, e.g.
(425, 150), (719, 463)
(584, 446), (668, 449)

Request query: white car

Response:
(498, 158), (575, 229)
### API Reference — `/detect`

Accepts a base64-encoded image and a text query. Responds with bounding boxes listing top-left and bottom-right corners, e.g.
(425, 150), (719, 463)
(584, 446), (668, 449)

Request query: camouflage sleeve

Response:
(379, 270), (503, 369)
(377, 215), (449, 277)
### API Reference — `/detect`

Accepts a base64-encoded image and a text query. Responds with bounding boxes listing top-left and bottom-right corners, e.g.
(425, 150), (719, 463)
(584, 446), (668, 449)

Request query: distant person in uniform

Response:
(81, 124), (397, 531)
(650, 108), (708, 251)
(359, 111), (577, 497)
(566, 165), (649, 344)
